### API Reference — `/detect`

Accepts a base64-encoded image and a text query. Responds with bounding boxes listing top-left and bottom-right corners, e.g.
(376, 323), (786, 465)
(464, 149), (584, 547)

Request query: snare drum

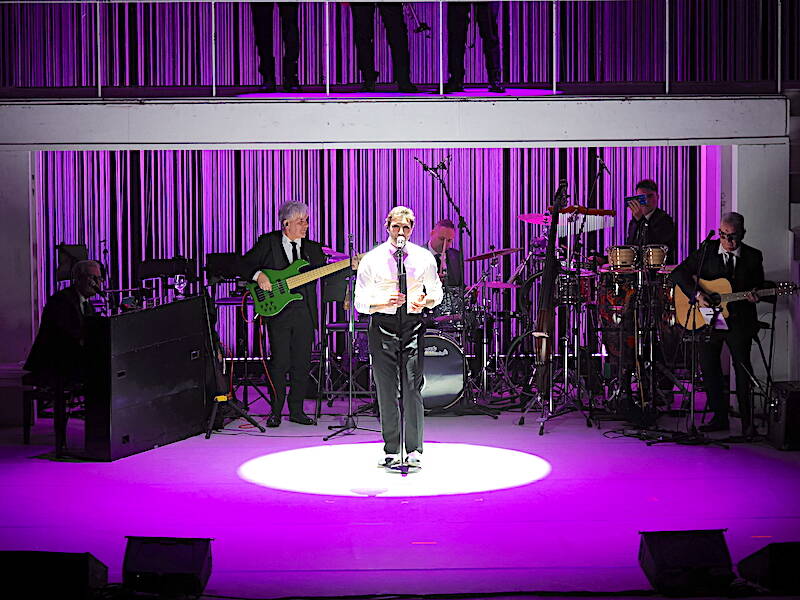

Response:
(643, 245), (669, 270)
(421, 333), (465, 412)
(607, 245), (638, 270)
(431, 285), (464, 329)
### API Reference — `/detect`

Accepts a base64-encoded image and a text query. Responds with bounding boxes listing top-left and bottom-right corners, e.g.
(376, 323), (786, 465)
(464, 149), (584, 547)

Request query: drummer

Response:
(427, 218), (464, 287)
(624, 179), (677, 265)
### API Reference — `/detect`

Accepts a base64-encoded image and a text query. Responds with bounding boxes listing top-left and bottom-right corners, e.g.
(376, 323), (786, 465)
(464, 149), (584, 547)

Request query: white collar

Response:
(718, 244), (741, 258)
(283, 233), (302, 246)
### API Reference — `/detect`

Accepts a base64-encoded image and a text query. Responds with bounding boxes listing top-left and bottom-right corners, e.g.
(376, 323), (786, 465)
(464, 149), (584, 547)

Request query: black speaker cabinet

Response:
(638, 529), (735, 596)
(0, 551), (107, 599)
(84, 296), (209, 460)
(768, 381), (800, 450)
(738, 542), (800, 593)
(123, 536), (212, 596)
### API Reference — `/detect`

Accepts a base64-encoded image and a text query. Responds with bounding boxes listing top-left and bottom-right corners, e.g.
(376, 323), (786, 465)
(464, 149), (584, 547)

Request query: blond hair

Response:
(384, 206), (416, 230)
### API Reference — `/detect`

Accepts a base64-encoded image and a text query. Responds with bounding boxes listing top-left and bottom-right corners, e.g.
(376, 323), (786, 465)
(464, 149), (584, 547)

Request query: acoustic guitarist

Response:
(671, 212), (763, 436)
(240, 201), (325, 428)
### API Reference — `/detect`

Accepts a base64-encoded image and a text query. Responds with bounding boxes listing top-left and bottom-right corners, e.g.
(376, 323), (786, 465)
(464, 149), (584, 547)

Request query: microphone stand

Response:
(649, 233), (727, 448)
(325, 234), (380, 441)
(387, 240), (418, 474)
(416, 156), (498, 418)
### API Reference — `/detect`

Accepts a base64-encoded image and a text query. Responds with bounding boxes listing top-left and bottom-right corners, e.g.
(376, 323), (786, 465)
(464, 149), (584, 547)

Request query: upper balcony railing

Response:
(1, 0), (797, 99)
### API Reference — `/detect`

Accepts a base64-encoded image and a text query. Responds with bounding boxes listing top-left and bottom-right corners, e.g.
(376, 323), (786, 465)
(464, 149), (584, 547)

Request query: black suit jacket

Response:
(239, 230), (327, 322)
(24, 286), (94, 382)
(625, 208), (678, 264)
(671, 240), (764, 331)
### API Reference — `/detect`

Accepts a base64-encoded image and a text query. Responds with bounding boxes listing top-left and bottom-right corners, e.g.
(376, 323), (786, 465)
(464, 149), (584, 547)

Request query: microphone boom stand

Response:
(419, 157), (498, 418)
(325, 234), (380, 441)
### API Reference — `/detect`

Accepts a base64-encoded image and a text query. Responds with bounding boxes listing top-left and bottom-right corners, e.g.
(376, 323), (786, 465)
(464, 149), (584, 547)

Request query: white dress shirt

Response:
(718, 243), (741, 269)
(282, 234), (302, 264)
(355, 240), (443, 315)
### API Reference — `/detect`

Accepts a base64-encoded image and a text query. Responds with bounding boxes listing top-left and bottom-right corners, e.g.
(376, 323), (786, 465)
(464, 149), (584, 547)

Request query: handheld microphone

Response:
(90, 283), (106, 297)
(396, 235), (406, 249)
(700, 229), (715, 245)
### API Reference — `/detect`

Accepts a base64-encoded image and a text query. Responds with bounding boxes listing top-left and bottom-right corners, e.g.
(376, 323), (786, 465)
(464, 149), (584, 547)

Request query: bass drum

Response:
(421, 333), (465, 412)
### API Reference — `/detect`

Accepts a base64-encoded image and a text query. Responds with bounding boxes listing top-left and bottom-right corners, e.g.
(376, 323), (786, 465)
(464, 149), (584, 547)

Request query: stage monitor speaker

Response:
(0, 551), (108, 599)
(638, 529), (735, 596)
(767, 381), (800, 450)
(123, 536), (212, 596)
(737, 542), (800, 593)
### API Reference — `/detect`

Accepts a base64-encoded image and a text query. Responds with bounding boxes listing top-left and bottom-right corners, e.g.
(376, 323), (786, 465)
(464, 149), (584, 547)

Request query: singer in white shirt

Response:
(355, 206), (443, 469)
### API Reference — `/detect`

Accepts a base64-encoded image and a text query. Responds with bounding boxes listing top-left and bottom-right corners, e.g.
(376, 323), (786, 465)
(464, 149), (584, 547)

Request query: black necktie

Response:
(290, 241), (299, 263)
(82, 301), (92, 316)
(724, 253), (735, 280)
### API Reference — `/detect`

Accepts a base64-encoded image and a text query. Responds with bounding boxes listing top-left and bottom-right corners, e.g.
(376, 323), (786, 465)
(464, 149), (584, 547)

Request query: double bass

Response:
(527, 180), (569, 434)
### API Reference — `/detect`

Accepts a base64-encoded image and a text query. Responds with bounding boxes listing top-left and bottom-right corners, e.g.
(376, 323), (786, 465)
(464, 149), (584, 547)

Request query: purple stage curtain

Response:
(2, 1), (793, 93)
(34, 146), (716, 352)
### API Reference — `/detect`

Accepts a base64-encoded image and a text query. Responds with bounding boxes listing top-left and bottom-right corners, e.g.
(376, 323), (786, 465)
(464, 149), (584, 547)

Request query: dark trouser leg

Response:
(446, 3), (470, 83)
(697, 334), (728, 423)
(351, 3), (378, 82)
(726, 328), (755, 433)
(369, 316), (425, 455)
(475, 2), (501, 82)
(278, 3), (300, 84)
(266, 311), (293, 415)
(250, 2), (276, 84)
(378, 3), (412, 84)
(286, 304), (314, 416)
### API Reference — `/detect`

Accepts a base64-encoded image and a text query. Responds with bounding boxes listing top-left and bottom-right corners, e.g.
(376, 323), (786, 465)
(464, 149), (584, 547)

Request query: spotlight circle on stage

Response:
(238, 442), (551, 497)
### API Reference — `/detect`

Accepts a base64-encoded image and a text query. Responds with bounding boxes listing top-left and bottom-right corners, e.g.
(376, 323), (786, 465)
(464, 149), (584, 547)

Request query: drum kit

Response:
(321, 213), (684, 419)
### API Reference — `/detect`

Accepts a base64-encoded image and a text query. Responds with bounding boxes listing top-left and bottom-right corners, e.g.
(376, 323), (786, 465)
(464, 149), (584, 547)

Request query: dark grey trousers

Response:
(369, 313), (425, 455)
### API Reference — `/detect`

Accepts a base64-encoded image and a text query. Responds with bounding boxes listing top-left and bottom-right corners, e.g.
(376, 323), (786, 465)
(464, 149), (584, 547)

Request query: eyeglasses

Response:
(718, 230), (741, 241)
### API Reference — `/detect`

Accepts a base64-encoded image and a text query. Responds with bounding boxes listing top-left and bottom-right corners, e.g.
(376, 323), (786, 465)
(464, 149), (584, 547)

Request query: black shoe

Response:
(283, 80), (301, 93)
(488, 80), (506, 93)
(360, 79), (377, 93)
(289, 413), (316, 425)
(258, 80), (277, 93)
(266, 414), (281, 428)
(699, 420), (729, 433)
(444, 80), (464, 93)
(397, 81), (418, 93)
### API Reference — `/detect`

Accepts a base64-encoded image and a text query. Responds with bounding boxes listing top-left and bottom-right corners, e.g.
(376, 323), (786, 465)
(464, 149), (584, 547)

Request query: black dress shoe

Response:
(258, 80), (277, 93)
(283, 80), (301, 93)
(289, 413), (316, 425)
(444, 80), (464, 93)
(397, 81), (418, 93)
(266, 414), (281, 428)
(699, 420), (729, 433)
(488, 81), (506, 93)
(360, 79), (377, 93)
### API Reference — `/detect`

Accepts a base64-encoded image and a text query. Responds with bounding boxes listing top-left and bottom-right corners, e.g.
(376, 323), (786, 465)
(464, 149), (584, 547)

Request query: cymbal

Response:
(465, 247), (522, 262)
(322, 246), (348, 261)
(657, 265), (677, 274)
(477, 281), (520, 290)
(518, 213), (550, 225)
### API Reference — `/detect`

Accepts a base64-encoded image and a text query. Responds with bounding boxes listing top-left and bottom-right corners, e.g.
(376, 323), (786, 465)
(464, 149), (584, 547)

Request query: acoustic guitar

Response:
(246, 256), (360, 317)
(673, 278), (798, 330)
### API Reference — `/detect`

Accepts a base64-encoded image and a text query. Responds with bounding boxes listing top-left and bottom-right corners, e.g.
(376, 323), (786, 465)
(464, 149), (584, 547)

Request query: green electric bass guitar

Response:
(246, 256), (359, 317)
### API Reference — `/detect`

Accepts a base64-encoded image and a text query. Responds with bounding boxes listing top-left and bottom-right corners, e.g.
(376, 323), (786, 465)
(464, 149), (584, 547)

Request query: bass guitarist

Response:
(671, 212), (763, 436)
(240, 201), (324, 427)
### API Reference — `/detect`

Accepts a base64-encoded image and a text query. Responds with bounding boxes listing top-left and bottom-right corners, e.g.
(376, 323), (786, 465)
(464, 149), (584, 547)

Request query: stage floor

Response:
(1, 401), (799, 599)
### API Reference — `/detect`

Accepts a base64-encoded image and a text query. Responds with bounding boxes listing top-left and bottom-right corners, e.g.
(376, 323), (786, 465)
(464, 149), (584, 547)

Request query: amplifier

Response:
(767, 381), (800, 451)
